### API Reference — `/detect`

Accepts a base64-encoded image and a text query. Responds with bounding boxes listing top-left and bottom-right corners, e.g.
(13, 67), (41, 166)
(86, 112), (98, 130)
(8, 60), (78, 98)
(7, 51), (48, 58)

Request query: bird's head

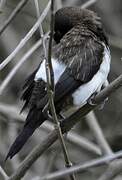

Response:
(54, 7), (102, 44)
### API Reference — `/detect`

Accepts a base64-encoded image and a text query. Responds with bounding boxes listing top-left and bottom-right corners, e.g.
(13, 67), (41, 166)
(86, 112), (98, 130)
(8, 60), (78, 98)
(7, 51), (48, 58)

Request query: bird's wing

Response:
(53, 26), (105, 103)
(37, 27), (105, 109)
(20, 61), (45, 113)
(20, 69), (37, 113)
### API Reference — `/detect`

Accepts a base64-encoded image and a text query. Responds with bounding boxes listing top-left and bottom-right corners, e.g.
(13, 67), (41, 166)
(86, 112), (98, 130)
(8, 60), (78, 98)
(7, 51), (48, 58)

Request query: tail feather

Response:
(5, 108), (45, 160)
(5, 127), (35, 160)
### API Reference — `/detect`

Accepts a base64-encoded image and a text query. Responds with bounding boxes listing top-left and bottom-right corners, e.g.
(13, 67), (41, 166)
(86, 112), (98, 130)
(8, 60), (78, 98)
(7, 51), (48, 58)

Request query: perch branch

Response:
(8, 74), (122, 180)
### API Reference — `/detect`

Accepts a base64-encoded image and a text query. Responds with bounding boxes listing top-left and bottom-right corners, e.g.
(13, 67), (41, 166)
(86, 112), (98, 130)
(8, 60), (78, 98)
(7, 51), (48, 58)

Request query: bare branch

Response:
(44, 0), (75, 179)
(8, 74), (122, 180)
(0, 0), (29, 35)
(0, 0), (51, 71)
(0, 34), (48, 95)
(0, 103), (101, 155)
(39, 152), (122, 180)
(86, 111), (113, 155)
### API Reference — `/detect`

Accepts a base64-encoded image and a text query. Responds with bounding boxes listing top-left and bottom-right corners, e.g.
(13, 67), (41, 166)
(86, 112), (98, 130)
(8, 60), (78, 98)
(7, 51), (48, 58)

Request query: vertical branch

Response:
(45, 1), (76, 180)
(47, 0), (54, 90)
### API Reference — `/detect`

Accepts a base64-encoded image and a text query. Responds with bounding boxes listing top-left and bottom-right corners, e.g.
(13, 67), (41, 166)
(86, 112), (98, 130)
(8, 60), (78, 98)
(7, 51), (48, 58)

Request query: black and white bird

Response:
(6, 7), (111, 160)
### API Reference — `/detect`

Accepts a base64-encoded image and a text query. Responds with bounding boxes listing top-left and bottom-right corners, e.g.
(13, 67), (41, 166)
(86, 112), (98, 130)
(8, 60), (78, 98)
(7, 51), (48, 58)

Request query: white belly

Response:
(72, 45), (111, 106)
(34, 58), (66, 83)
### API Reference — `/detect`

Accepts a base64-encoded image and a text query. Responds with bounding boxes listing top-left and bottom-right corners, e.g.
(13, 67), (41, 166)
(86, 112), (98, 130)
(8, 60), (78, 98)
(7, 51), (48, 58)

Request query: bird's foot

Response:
(98, 80), (109, 109)
(87, 92), (108, 109)
(87, 92), (98, 106)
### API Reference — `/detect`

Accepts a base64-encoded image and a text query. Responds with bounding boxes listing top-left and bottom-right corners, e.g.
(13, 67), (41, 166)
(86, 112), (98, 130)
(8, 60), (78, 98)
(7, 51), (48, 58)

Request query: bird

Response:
(6, 7), (111, 160)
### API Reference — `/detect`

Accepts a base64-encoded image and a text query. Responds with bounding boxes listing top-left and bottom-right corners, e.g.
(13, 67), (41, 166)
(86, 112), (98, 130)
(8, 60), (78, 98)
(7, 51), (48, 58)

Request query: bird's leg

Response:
(98, 80), (109, 109)
(87, 91), (98, 106)
(88, 80), (109, 109)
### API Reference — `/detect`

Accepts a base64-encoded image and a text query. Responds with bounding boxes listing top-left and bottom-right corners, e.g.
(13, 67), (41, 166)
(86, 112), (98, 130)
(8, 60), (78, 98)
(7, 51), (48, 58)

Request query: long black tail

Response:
(5, 108), (45, 160)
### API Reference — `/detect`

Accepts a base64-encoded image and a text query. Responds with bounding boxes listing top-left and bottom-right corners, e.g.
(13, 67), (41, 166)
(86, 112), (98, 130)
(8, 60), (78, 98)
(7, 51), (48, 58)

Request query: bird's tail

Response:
(5, 108), (45, 160)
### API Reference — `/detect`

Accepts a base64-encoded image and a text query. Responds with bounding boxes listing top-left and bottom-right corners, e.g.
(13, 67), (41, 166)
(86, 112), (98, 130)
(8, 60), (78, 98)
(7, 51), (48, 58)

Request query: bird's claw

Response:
(87, 92), (98, 106)
(87, 92), (108, 109)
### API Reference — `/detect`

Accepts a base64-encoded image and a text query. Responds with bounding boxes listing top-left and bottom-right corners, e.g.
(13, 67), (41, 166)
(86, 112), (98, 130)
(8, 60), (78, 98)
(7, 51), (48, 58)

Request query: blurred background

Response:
(0, 0), (122, 179)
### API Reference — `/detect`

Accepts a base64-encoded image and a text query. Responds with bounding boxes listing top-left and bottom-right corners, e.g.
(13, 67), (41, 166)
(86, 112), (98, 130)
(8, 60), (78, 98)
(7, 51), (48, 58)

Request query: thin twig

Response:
(39, 152), (122, 180)
(81, 0), (97, 9)
(86, 111), (113, 155)
(45, 0), (75, 179)
(0, 165), (8, 180)
(0, 103), (101, 155)
(0, 0), (29, 35)
(8, 74), (122, 180)
(0, 0), (51, 71)
(0, 35), (48, 95)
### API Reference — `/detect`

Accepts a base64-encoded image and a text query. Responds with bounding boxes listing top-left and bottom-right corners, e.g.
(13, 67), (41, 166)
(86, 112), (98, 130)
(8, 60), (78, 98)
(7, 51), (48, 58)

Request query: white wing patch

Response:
(34, 58), (66, 84)
(72, 45), (111, 106)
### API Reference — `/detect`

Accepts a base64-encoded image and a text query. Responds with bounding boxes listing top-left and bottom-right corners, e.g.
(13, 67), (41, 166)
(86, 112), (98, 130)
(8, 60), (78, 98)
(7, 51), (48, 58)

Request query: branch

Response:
(45, 0), (76, 179)
(0, 103), (101, 155)
(8, 74), (122, 180)
(0, 0), (51, 71)
(98, 159), (122, 180)
(39, 151), (122, 180)
(0, 34), (48, 95)
(0, 0), (29, 35)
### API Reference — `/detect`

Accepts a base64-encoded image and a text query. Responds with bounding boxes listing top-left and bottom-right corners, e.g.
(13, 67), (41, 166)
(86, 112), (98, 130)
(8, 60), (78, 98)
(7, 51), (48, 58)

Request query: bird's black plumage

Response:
(6, 7), (110, 160)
